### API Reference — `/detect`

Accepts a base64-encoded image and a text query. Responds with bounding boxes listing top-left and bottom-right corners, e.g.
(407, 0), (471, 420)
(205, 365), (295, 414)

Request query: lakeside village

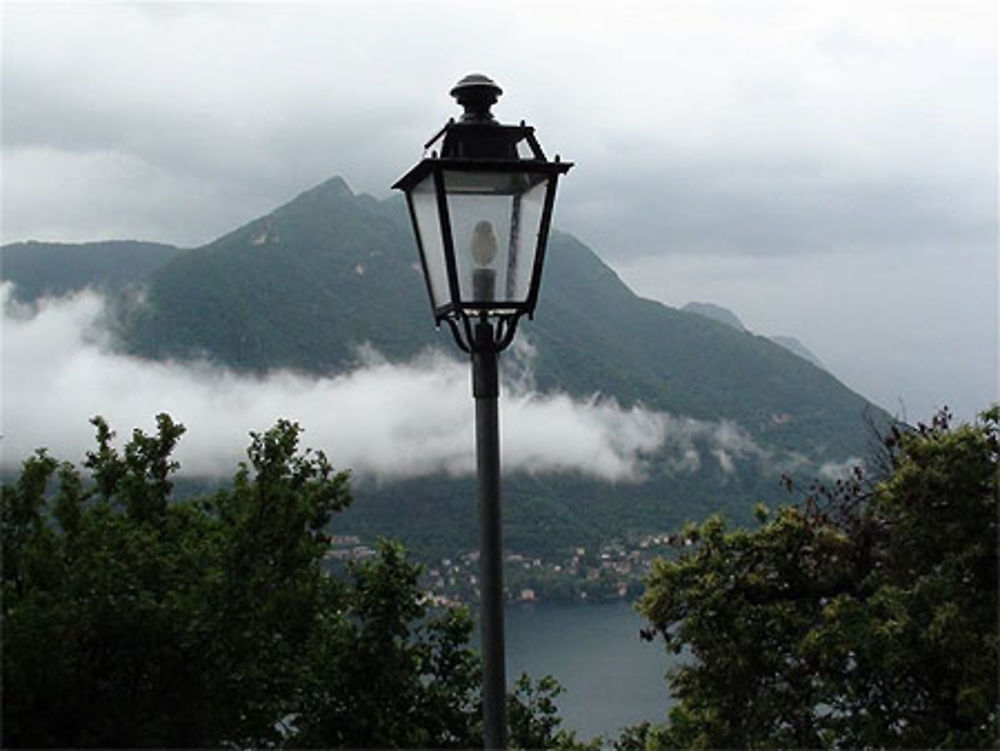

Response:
(323, 533), (678, 605)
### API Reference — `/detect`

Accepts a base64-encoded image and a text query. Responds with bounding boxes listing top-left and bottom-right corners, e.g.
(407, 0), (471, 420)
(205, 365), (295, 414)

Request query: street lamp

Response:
(393, 74), (572, 749)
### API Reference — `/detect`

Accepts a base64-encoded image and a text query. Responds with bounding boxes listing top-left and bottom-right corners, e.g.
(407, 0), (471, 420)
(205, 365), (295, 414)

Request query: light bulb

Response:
(470, 220), (498, 267)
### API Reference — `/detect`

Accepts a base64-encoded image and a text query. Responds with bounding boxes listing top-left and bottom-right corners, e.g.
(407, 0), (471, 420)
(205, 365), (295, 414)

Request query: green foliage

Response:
(507, 674), (603, 751)
(2, 414), (571, 748)
(3, 416), (350, 747)
(291, 539), (482, 748)
(637, 407), (999, 749)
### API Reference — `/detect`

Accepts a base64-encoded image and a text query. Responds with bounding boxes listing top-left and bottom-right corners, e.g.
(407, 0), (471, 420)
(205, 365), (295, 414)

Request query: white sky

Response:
(2, 1), (997, 423)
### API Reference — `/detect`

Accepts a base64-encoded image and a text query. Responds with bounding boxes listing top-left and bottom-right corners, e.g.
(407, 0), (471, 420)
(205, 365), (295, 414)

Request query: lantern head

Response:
(393, 74), (572, 350)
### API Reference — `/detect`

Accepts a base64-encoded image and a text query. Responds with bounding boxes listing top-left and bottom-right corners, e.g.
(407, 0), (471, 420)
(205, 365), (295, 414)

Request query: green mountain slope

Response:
(120, 178), (437, 371)
(528, 235), (871, 459)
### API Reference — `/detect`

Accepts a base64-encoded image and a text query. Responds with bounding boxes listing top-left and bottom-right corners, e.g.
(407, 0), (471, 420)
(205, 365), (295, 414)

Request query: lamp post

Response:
(393, 74), (572, 749)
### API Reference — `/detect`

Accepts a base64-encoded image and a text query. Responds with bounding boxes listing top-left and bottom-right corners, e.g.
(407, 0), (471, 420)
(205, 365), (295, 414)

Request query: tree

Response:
(637, 407), (999, 748)
(3, 416), (352, 746)
(290, 538), (482, 748)
(507, 673), (602, 751)
(2, 414), (573, 748)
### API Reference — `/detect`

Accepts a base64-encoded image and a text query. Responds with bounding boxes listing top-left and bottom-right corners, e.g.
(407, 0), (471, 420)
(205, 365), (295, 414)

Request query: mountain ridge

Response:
(683, 300), (826, 371)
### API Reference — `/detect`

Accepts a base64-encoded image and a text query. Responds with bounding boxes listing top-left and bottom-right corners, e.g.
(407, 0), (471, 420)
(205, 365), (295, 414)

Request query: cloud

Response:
(503, 391), (669, 481)
(6, 2), (993, 258)
(658, 414), (769, 476)
(568, 163), (996, 263)
(1, 286), (671, 482)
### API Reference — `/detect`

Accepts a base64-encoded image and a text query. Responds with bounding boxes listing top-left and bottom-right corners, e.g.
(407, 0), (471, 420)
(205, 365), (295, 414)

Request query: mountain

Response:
(2, 177), (890, 559)
(770, 335), (826, 370)
(1, 240), (180, 302)
(682, 302), (747, 331)
(117, 177), (437, 372)
(683, 301), (826, 371)
(117, 178), (874, 453)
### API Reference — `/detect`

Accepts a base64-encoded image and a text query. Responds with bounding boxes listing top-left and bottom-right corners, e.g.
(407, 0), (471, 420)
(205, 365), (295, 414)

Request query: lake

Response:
(501, 600), (678, 742)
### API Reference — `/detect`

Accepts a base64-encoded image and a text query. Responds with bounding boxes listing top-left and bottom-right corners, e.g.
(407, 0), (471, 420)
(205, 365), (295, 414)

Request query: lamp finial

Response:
(450, 74), (502, 122)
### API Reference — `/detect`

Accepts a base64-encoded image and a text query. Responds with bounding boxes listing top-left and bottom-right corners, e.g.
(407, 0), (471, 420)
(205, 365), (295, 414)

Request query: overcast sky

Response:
(2, 1), (997, 424)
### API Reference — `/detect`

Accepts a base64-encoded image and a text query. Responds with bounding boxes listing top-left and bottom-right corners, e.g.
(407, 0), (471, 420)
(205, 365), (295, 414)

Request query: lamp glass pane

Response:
(409, 173), (451, 310)
(506, 179), (548, 302)
(442, 169), (548, 311)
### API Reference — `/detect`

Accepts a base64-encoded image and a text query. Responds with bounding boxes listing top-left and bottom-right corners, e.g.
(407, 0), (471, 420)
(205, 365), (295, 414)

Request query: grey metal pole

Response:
(472, 319), (506, 750)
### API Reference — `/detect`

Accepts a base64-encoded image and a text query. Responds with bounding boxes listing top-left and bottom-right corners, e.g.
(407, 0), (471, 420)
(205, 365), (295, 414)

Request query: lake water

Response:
(501, 600), (678, 742)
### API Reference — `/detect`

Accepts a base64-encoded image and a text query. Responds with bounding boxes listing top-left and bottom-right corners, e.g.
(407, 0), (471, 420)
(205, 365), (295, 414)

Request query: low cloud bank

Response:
(3, 286), (791, 484)
(3, 287), (679, 482)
